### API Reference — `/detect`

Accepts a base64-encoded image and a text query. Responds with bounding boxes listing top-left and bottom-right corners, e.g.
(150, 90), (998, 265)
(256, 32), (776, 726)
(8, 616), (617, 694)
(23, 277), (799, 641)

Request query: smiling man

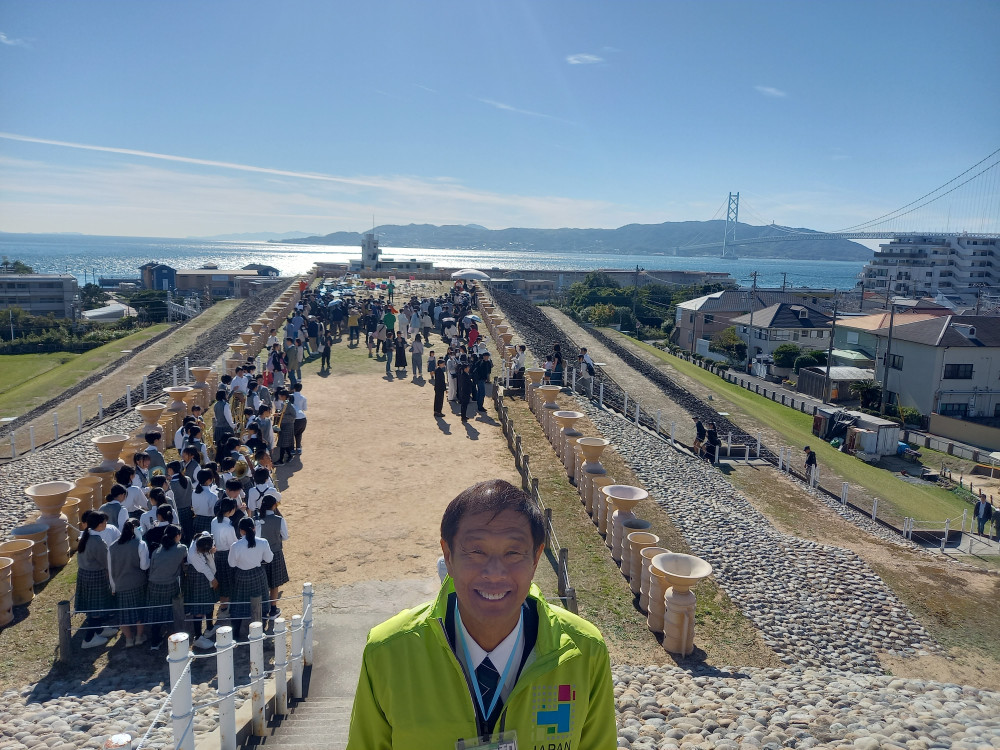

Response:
(346, 479), (617, 750)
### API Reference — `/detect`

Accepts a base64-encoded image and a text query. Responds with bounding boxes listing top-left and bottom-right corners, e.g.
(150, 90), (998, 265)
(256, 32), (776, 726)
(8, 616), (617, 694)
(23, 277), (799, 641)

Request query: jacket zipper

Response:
(436, 617), (488, 739)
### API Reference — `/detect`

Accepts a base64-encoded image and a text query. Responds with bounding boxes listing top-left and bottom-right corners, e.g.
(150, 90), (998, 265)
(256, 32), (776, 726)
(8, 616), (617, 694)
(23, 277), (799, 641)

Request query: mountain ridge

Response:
(273, 220), (872, 260)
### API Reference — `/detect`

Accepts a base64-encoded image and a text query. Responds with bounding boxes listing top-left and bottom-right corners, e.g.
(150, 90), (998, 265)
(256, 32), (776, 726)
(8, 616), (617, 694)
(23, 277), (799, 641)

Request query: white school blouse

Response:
(210, 517), (239, 552)
(187, 547), (217, 581)
(192, 487), (218, 517)
(228, 537), (273, 570)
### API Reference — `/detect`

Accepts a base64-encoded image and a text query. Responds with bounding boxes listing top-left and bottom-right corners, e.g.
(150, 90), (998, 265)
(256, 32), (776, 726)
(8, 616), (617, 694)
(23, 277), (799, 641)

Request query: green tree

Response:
(709, 326), (747, 364)
(583, 271), (619, 288)
(793, 354), (819, 373)
(849, 379), (882, 409)
(772, 343), (802, 369)
(806, 349), (828, 366)
(125, 290), (168, 323)
(0, 256), (34, 274)
(80, 283), (109, 310)
(589, 303), (617, 326)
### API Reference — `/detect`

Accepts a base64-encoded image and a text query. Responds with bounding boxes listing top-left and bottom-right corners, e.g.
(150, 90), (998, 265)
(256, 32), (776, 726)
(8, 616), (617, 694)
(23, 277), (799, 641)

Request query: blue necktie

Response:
(476, 656), (501, 726)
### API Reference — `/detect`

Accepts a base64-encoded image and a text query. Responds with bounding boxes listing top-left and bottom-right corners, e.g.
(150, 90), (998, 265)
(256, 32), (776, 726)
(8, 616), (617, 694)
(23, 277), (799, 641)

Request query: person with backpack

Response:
(99, 485), (129, 530)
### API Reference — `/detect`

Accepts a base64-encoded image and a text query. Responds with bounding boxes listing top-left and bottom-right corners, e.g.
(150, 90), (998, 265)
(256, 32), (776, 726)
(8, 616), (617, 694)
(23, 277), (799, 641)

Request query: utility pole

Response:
(879, 302), (896, 416)
(631, 265), (642, 321)
(781, 272), (787, 292)
(746, 272), (758, 373)
(823, 300), (838, 403)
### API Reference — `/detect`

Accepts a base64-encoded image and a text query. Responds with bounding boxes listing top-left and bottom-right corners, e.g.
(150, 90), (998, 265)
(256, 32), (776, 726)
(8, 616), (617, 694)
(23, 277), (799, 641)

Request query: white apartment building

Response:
(0, 274), (79, 318)
(861, 234), (998, 298)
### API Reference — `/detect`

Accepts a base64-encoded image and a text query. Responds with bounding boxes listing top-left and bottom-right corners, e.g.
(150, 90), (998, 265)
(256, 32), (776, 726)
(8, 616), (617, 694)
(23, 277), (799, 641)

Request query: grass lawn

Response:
(629, 338), (970, 524)
(0, 324), (170, 418)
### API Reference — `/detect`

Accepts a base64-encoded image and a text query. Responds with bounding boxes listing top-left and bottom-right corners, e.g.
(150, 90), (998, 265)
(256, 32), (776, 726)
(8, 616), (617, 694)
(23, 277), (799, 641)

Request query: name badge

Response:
(456, 730), (517, 750)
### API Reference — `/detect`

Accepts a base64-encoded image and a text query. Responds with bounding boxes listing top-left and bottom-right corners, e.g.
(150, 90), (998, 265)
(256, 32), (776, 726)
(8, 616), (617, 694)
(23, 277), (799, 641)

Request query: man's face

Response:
(442, 509), (543, 633)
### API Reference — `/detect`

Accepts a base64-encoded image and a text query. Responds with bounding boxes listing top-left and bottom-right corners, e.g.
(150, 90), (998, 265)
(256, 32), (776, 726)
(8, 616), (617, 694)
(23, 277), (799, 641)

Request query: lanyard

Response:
(454, 600), (522, 726)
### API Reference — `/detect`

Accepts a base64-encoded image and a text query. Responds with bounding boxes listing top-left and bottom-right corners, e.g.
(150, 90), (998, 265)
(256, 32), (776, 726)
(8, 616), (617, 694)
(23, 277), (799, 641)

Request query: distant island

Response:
(273, 220), (873, 261)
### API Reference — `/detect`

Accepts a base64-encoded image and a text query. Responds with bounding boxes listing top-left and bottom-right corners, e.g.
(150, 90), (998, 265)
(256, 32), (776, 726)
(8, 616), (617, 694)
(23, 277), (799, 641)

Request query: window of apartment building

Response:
(939, 402), (969, 418)
(846, 331), (859, 344)
(888, 354), (903, 370)
(943, 363), (973, 379)
(703, 314), (714, 324)
(688, 314), (694, 323)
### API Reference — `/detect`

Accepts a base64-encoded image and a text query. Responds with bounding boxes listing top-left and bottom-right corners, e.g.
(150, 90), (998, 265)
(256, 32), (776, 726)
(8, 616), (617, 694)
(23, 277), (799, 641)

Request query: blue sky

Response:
(0, 0), (997, 238)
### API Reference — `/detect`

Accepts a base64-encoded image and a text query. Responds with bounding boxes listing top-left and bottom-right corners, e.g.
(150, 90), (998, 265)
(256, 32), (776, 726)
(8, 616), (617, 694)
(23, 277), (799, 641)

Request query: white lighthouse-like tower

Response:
(361, 232), (380, 271)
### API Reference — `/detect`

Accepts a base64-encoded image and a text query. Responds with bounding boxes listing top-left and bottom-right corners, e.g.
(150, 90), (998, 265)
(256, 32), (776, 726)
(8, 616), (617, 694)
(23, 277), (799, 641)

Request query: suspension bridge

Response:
(677, 147), (1000, 258)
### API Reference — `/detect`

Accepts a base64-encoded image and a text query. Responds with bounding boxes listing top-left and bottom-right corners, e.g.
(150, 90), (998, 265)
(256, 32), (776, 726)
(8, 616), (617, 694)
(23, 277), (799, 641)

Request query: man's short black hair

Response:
(441, 479), (545, 551)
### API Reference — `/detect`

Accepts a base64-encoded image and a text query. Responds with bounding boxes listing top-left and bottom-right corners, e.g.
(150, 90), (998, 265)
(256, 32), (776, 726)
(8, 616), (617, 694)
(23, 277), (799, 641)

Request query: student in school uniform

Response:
(146, 525), (187, 651)
(291, 383), (308, 455)
(175, 416), (195, 452)
(109, 519), (149, 648)
(167, 461), (194, 544)
(99, 485), (130, 530)
(132, 452), (152, 491)
(228, 517), (273, 640)
(117, 466), (148, 522)
(211, 497), (239, 620)
(257, 495), (289, 620)
(246, 467), (280, 518)
(143, 505), (176, 556)
(181, 447), (202, 482)
(140, 488), (170, 534)
(76, 511), (117, 650)
(191, 468), (218, 537)
(145, 431), (167, 474)
(273, 391), (296, 465)
(185, 533), (219, 650)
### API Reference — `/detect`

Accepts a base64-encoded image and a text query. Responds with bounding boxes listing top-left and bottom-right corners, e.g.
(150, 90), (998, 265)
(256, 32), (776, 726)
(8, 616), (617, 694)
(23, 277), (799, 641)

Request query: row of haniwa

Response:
(479, 293), (714, 658)
(0, 282), (310, 627)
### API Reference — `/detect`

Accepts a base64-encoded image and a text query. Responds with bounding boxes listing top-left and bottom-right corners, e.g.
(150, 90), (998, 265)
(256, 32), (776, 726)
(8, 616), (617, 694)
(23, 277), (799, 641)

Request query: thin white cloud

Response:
(0, 32), (27, 47)
(754, 85), (787, 98)
(414, 84), (437, 94)
(566, 53), (603, 65)
(478, 99), (555, 120)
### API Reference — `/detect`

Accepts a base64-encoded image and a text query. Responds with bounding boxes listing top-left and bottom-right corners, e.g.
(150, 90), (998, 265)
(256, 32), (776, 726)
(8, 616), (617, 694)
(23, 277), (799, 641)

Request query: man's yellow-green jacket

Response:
(346, 579), (617, 749)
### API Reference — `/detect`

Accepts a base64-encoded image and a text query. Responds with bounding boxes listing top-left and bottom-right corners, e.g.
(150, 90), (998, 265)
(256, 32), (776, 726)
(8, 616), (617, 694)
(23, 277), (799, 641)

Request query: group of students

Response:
(75, 458), (290, 652)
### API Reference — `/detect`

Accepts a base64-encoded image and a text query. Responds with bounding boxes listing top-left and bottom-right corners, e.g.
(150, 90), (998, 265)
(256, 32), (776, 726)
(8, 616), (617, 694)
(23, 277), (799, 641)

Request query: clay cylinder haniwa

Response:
(620, 519), (652, 576)
(25, 482), (73, 568)
(62, 497), (82, 548)
(11, 524), (49, 584)
(0, 557), (12, 626)
(593, 478), (618, 533)
(627, 532), (660, 593)
(73, 475), (104, 513)
(639, 546), (669, 613)
(652, 552), (714, 656)
(0, 540), (34, 606)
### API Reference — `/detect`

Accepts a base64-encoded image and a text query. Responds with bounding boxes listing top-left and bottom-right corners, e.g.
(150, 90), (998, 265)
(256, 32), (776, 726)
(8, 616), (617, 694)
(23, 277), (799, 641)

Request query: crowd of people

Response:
(71, 290), (337, 653)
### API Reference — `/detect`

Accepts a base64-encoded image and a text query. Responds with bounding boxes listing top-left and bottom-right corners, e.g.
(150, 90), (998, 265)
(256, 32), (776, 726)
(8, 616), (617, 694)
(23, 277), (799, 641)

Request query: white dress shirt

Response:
(228, 536), (274, 570)
(230, 375), (249, 394)
(96, 524), (121, 547)
(456, 613), (524, 704)
(246, 483), (281, 515)
(211, 516), (239, 552)
(292, 393), (308, 413)
(123, 485), (149, 514)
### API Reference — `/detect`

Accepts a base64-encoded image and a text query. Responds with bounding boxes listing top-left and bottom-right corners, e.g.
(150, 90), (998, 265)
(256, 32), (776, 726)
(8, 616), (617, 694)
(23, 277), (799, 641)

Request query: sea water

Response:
(0, 233), (867, 290)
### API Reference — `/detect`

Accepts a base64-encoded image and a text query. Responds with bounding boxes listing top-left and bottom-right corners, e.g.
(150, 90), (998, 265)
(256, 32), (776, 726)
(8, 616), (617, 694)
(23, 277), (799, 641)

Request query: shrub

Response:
(899, 406), (923, 425)
(773, 343), (801, 368)
(793, 354), (819, 373)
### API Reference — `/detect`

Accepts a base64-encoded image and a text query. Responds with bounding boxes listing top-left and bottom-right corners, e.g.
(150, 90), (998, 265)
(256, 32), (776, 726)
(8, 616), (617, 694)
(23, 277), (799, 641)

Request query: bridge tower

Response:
(721, 192), (739, 259)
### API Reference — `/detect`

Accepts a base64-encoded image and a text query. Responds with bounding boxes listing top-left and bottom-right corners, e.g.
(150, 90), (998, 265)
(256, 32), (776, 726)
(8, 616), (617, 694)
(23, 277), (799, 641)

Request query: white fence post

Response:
(810, 465), (818, 488)
(727, 431), (732, 453)
(786, 447), (792, 474)
(598, 382), (604, 408)
(570, 367), (576, 391)
(142, 375), (148, 400)
(98, 394), (104, 420)
(167, 633), (194, 750)
(29, 426), (35, 452)
(53, 414), (59, 440)
(778, 448), (784, 471)
(872, 497), (878, 520)
(216, 626), (237, 750)
(303, 581), (314, 666)
(634, 401), (640, 424)
(623, 392), (628, 417)
(961, 508), (967, 533)
(756, 432), (762, 458)
(655, 409), (662, 434)
(841, 482), (849, 507)
(291, 614), (304, 700)
(670, 421), (676, 446)
(589, 378), (594, 399)
(184, 356), (190, 383)
(172, 366), (178, 387)
(78, 405), (83, 431)
(126, 385), (132, 409)
(10, 431), (16, 460)
(249, 621), (266, 736)
(940, 518), (950, 550)
(273, 617), (288, 716)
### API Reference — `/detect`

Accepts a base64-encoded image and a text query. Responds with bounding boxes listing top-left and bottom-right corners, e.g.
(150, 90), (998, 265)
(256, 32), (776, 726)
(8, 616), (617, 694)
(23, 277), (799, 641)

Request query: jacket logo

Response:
(535, 683), (575, 736)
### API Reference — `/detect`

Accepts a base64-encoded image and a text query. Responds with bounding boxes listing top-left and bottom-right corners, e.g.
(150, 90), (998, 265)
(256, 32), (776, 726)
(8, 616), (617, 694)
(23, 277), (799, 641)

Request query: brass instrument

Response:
(229, 390), (248, 432)
(273, 400), (288, 431)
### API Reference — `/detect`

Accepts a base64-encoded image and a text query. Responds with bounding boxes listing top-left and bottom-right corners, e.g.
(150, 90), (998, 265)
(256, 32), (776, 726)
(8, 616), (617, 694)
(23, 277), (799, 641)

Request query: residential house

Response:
(673, 288), (835, 354)
(140, 262), (177, 291)
(174, 265), (259, 297)
(729, 302), (833, 359)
